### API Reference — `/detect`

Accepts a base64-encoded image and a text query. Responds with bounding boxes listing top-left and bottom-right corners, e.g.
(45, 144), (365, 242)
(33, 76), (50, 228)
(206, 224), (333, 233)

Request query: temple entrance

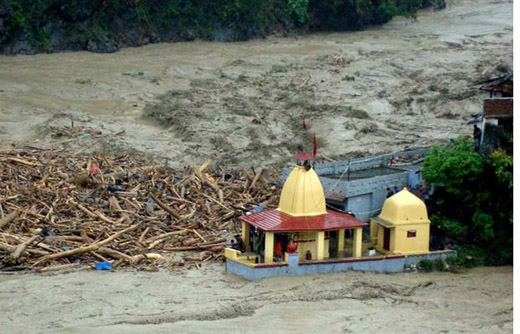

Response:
(328, 231), (338, 257)
(383, 227), (391, 251)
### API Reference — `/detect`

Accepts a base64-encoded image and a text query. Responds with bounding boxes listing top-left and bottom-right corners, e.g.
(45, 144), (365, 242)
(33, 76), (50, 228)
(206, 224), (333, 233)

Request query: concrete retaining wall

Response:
(320, 171), (409, 222)
(281, 148), (430, 180)
(226, 251), (456, 281)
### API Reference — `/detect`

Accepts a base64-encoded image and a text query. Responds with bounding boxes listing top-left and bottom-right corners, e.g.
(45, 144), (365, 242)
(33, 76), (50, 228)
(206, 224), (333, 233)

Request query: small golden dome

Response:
(378, 188), (430, 225)
(278, 165), (326, 217)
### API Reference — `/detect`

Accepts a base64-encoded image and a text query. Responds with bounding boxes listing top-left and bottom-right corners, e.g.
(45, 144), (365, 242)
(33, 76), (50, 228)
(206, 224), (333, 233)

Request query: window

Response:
(407, 230), (417, 238)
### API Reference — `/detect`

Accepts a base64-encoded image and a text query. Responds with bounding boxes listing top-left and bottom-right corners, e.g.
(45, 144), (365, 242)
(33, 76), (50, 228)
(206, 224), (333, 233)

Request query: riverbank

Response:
(0, 0), (441, 55)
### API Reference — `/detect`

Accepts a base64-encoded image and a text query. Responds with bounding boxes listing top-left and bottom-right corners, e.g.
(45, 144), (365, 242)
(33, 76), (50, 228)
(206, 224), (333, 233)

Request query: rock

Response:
(10, 40), (36, 55)
(86, 36), (119, 53)
(41, 25), (66, 53)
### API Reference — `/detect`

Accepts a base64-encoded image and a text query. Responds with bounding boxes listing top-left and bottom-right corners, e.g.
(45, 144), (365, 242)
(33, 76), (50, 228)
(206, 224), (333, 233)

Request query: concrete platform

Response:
(226, 250), (456, 280)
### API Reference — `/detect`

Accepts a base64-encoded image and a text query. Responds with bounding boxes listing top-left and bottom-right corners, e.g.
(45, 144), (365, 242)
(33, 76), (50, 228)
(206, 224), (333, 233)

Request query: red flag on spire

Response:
(313, 133), (317, 158)
(302, 119), (307, 131)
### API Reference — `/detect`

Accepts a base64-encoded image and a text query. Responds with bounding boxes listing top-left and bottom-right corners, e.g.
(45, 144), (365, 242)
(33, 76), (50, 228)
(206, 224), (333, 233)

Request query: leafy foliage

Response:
(0, 0), (444, 53)
(489, 150), (513, 188)
(424, 138), (513, 266)
(288, 0), (309, 23)
(418, 259), (434, 271)
(423, 138), (483, 195)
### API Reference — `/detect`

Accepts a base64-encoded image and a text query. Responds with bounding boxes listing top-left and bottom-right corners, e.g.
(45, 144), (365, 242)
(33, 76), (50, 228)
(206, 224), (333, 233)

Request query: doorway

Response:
(328, 231), (338, 258)
(383, 227), (391, 251)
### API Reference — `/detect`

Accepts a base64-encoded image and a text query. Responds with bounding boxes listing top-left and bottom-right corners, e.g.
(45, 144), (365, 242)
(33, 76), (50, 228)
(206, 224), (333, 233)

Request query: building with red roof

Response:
(226, 153), (368, 265)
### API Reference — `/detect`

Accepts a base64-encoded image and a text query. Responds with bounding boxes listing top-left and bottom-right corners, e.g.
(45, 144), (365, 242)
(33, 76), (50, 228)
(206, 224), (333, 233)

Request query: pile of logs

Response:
(0, 149), (280, 271)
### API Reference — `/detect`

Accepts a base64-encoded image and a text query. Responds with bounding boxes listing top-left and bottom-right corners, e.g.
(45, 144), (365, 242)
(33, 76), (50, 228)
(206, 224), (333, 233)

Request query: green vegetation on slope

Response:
(0, 0), (445, 54)
(423, 138), (513, 266)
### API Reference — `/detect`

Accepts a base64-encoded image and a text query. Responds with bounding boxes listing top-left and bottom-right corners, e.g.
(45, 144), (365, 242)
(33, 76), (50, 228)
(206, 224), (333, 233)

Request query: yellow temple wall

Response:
(393, 224), (430, 254)
(294, 232), (329, 260)
(374, 223), (429, 254)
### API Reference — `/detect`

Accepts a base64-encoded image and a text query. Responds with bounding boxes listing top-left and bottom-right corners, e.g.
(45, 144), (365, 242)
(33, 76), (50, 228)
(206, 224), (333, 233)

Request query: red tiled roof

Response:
(240, 209), (368, 232)
(484, 98), (513, 118)
(325, 191), (347, 202)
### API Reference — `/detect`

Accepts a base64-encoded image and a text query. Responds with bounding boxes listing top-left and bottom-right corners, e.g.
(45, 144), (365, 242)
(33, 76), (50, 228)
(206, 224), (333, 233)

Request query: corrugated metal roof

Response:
(239, 209), (367, 232)
(484, 98), (513, 118)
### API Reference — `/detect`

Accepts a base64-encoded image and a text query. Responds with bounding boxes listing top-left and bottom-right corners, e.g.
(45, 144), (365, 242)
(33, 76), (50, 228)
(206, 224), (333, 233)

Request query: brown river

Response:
(0, 0), (513, 168)
(0, 0), (513, 333)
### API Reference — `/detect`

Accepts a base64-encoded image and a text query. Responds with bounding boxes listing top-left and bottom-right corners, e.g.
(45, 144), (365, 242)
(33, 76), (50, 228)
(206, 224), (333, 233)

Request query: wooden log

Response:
(191, 164), (219, 192)
(192, 229), (207, 243)
(183, 238), (200, 246)
(148, 192), (181, 220)
(162, 241), (227, 252)
(198, 159), (212, 173)
(200, 193), (233, 212)
(69, 200), (117, 224)
(139, 227), (150, 243)
(0, 210), (19, 230)
(91, 251), (109, 262)
(114, 191), (138, 198)
(36, 263), (80, 273)
(11, 235), (40, 259)
(109, 196), (131, 223)
(98, 247), (134, 262)
(0, 242), (48, 256)
(249, 167), (263, 191)
(0, 157), (40, 166)
(220, 211), (235, 221)
(145, 230), (186, 244)
(45, 236), (84, 242)
(33, 222), (142, 265)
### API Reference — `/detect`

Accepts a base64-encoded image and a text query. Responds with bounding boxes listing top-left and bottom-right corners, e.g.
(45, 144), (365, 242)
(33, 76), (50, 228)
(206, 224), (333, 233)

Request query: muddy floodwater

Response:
(0, 0), (513, 333)
(0, 0), (513, 168)
(0, 265), (512, 333)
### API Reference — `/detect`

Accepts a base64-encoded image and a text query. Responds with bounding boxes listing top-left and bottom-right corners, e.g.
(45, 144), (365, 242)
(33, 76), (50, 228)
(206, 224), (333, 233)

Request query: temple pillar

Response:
(241, 221), (250, 252)
(316, 231), (325, 260)
(264, 232), (274, 263)
(337, 229), (345, 257)
(353, 227), (363, 258)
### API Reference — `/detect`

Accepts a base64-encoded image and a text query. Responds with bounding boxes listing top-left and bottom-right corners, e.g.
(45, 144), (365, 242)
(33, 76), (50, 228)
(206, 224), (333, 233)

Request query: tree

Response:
(423, 138), (512, 265)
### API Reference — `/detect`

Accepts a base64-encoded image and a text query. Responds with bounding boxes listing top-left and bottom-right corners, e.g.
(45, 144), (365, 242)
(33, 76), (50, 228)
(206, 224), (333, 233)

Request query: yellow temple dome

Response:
(278, 165), (327, 217)
(378, 188), (430, 225)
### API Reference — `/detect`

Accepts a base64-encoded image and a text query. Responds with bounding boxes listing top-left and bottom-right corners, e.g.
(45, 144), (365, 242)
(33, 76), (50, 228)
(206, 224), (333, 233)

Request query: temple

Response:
(234, 153), (368, 265)
(370, 188), (431, 255)
(225, 153), (455, 280)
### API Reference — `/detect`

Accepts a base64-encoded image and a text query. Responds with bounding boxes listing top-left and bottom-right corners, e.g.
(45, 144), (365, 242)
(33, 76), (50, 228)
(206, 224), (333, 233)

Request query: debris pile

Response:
(387, 153), (425, 165)
(0, 149), (280, 271)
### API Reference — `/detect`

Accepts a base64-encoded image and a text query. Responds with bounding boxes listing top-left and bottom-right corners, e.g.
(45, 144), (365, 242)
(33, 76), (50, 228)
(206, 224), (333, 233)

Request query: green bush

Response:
(288, 0), (309, 24)
(424, 138), (513, 266)
(433, 258), (447, 271)
(418, 259), (434, 272)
